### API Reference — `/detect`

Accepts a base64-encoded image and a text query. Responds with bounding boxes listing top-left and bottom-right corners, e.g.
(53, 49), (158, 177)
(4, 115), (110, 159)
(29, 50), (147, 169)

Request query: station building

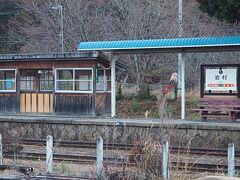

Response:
(0, 52), (124, 117)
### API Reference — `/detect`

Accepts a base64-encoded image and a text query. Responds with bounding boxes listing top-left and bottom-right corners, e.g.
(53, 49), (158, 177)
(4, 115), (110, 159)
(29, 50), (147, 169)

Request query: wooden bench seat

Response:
(194, 98), (240, 122)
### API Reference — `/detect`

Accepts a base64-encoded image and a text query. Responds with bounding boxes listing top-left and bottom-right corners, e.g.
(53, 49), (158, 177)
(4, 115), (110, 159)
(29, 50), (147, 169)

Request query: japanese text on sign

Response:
(205, 68), (237, 91)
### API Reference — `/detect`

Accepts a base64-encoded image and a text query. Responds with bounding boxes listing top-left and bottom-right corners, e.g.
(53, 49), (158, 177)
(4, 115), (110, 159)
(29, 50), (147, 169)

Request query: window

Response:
(0, 69), (16, 92)
(20, 69), (53, 91)
(56, 68), (93, 93)
(20, 70), (37, 91)
(40, 70), (54, 91)
(75, 70), (92, 91)
(96, 69), (111, 92)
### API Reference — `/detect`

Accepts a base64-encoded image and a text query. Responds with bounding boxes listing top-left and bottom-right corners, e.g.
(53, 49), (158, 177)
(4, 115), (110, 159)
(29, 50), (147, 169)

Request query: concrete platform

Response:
(0, 114), (240, 150)
(0, 114), (240, 130)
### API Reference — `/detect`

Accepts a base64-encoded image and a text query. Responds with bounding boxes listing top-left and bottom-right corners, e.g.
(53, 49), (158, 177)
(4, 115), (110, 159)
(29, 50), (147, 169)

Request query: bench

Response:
(194, 98), (240, 122)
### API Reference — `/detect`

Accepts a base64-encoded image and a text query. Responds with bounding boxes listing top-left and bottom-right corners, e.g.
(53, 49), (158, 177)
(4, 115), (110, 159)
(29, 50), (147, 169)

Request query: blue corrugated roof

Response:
(77, 36), (240, 53)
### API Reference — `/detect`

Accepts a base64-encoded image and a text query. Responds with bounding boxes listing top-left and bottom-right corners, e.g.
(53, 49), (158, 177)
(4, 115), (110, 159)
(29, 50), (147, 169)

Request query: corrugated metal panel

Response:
(78, 36), (240, 52)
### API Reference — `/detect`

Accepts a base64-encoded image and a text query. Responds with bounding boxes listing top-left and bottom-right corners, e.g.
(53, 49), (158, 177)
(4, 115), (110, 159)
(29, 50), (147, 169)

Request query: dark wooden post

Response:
(92, 67), (97, 117)
(52, 67), (56, 114)
(200, 65), (204, 98)
(16, 68), (20, 113)
(237, 65), (240, 98)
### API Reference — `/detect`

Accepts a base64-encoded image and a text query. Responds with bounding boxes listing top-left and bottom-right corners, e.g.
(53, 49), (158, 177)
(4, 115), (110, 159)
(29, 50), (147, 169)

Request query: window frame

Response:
(39, 70), (54, 92)
(55, 68), (93, 93)
(19, 69), (54, 92)
(0, 69), (16, 93)
(96, 68), (111, 92)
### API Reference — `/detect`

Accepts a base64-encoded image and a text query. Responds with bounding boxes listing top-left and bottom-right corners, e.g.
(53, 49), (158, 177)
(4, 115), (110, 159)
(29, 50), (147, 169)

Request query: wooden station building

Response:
(0, 52), (124, 117)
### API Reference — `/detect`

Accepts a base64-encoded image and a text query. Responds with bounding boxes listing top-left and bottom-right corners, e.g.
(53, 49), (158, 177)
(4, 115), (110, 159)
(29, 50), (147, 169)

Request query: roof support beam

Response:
(104, 46), (240, 55)
(180, 54), (185, 120)
(111, 54), (116, 117)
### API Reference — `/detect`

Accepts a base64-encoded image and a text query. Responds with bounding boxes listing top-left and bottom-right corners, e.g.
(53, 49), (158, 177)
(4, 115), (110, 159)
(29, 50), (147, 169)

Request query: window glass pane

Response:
(0, 71), (3, 80)
(75, 81), (92, 91)
(5, 70), (15, 80)
(40, 70), (53, 91)
(75, 70), (92, 91)
(57, 81), (73, 91)
(96, 69), (111, 91)
(57, 70), (73, 80)
(5, 81), (15, 90)
(75, 70), (92, 80)
(20, 70), (37, 91)
(96, 69), (104, 91)
(0, 70), (16, 91)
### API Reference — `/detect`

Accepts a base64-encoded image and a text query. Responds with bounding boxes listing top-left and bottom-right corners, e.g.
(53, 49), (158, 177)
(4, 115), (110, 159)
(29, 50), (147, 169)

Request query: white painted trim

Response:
(181, 56), (185, 120)
(111, 57), (116, 117)
(0, 69), (16, 93)
(96, 91), (111, 93)
(96, 69), (111, 92)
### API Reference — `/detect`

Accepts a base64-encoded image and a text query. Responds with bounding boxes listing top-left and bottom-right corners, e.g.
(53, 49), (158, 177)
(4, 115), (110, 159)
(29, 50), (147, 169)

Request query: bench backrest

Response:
(198, 98), (240, 107)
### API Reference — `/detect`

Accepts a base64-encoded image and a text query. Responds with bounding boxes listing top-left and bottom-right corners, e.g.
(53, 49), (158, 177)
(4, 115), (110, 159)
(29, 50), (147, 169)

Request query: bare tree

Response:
(7, 0), (240, 90)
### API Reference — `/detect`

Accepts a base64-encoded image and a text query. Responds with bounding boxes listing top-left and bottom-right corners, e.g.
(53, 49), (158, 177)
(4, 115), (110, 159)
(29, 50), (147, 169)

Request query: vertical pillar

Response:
(181, 56), (185, 120)
(0, 134), (3, 165)
(96, 136), (104, 178)
(177, 0), (183, 95)
(178, 54), (182, 95)
(16, 69), (20, 113)
(162, 141), (169, 180)
(111, 55), (116, 117)
(92, 67), (96, 117)
(228, 143), (235, 177)
(46, 135), (53, 174)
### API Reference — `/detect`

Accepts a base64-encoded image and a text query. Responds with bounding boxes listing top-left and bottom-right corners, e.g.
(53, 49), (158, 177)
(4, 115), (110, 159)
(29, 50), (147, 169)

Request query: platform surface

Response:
(0, 114), (240, 130)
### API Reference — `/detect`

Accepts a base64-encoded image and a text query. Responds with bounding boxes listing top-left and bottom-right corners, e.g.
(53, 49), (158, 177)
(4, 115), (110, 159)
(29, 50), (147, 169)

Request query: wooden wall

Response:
(55, 94), (94, 115)
(0, 60), (113, 116)
(20, 93), (53, 113)
(96, 93), (111, 116)
(0, 93), (17, 113)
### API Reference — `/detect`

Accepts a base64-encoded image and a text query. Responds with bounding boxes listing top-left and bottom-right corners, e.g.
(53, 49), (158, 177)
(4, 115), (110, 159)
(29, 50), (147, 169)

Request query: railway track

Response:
(3, 139), (133, 150)
(3, 138), (240, 173)
(4, 138), (240, 157)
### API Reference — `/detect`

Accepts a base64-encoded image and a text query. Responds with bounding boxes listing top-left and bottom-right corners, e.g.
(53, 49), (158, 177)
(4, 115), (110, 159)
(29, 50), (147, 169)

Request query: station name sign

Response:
(205, 68), (237, 92)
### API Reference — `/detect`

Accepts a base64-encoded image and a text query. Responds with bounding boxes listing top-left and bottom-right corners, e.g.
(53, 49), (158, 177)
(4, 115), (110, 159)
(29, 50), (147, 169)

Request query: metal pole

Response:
(96, 136), (104, 178)
(177, 0), (183, 93)
(162, 141), (169, 180)
(60, 5), (64, 53)
(51, 5), (63, 52)
(178, 0), (183, 37)
(0, 134), (3, 165)
(181, 57), (185, 119)
(178, 0), (185, 120)
(46, 135), (53, 174)
(111, 55), (116, 117)
(228, 143), (235, 177)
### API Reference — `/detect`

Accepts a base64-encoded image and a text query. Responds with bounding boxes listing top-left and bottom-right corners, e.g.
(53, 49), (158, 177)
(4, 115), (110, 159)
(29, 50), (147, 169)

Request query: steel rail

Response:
(4, 138), (240, 157)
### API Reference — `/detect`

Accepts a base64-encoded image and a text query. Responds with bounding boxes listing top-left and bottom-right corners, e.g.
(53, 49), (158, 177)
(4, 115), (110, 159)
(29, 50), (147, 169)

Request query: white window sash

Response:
(55, 68), (93, 93)
(0, 69), (16, 92)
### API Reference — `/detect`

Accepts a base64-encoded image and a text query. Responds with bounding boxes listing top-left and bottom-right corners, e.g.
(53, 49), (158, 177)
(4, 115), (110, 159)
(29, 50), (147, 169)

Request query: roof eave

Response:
(78, 45), (240, 54)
